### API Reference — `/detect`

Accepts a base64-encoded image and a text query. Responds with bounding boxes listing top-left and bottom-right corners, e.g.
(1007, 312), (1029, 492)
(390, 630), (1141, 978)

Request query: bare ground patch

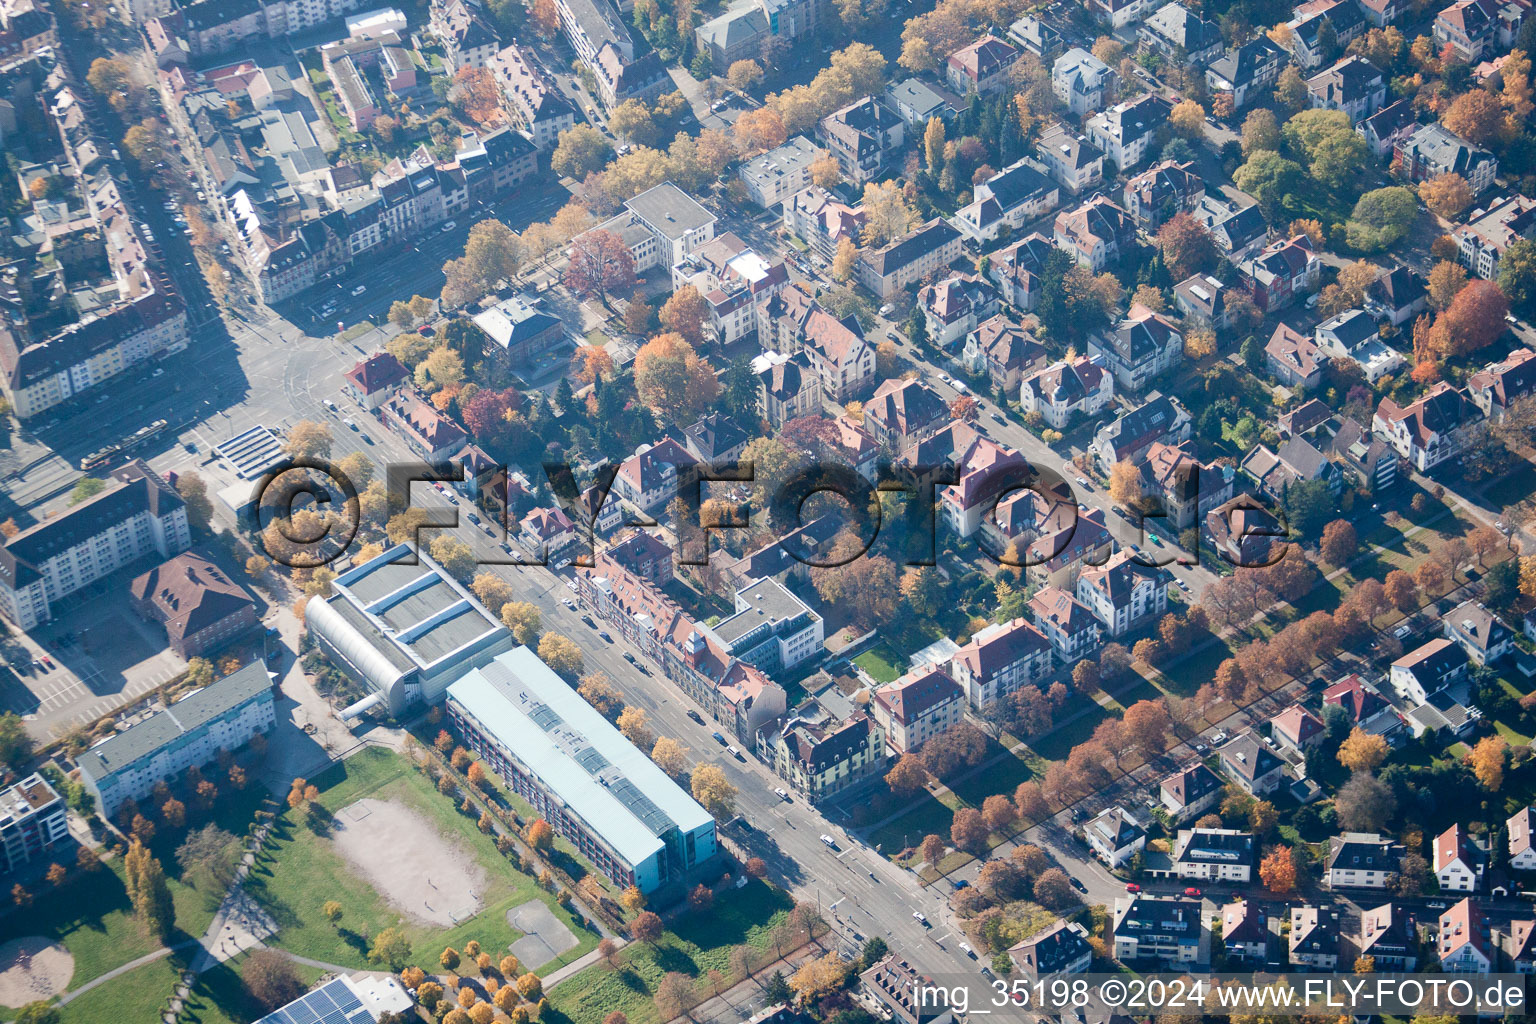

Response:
(330, 797), (486, 928)
(0, 937), (73, 1005)
(507, 900), (578, 968)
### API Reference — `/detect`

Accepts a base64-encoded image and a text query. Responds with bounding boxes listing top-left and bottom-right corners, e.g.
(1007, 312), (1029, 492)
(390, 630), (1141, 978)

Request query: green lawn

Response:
(947, 737), (1034, 807)
(867, 789), (963, 860)
(1028, 700), (1111, 761)
(546, 879), (795, 1024)
(247, 747), (597, 973)
(59, 957), (185, 1024)
(853, 643), (904, 683)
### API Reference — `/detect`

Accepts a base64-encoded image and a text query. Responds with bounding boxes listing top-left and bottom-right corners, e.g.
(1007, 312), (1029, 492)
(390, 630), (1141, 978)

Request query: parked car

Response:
(687, 709), (705, 725)
(774, 787), (790, 801)
(712, 731), (727, 745)
(350, 284), (366, 296)
(1125, 882), (1141, 893)
(821, 834), (838, 849)
(1184, 887), (1203, 898)
(959, 942), (976, 958)
(727, 745), (745, 762)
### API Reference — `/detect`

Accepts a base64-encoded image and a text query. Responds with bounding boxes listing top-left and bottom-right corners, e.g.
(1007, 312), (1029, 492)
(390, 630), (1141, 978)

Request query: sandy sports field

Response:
(0, 937), (73, 1006)
(331, 797), (486, 927)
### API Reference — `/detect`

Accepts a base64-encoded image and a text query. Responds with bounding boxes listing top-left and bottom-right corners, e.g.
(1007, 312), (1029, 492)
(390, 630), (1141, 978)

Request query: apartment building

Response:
(0, 775), (68, 873)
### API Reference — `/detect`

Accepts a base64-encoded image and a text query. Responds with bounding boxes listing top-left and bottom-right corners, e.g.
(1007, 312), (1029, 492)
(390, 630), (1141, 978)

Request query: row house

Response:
(1373, 381), (1481, 472)
(1455, 194), (1536, 280)
(1396, 123), (1498, 193)
(864, 376), (951, 449)
(947, 617), (1053, 709)
(1076, 549), (1169, 637)
(1306, 54), (1386, 120)
(1290, 905), (1343, 970)
(1053, 195), (1137, 270)
(904, 422), (1031, 538)
(489, 43), (576, 151)
(1359, 904), (1418, 970)
(1237, 235), (1322, 313)
(383, 392), (468, 460)
(856, 219), (964, 299)
(1222, 901), (1269, 964)
(1020, 356), (1114, 428)
(1436, 824), (1488, 893)
(962, 315), (1048, 394)
(1438, 898), (1493, 973)
(1122, 160), (1204, 228)
(1052, 48), (1116, 116)
(1510, 806), (1536, 871)
(1468, 346), (1536, 421)
(870, 668), (965, 755)
(946, 34), (1021, 96)
(1173, 828), (1255, 882)
(1139, 2), (1223, 65)
(1028, 585), (1101, 664)
(817, 96), (905, 183)
(1035, 123), (1105, 194)
(756, 352), (819, 426)
(986, 233), (1057, 310)
(953, 158), (1061, 242)
(1088, 303), (1184, 392)
(1085, 93), (1172, 170)
(431, 0), (500, 73)
(1113, 896), (1205, 964)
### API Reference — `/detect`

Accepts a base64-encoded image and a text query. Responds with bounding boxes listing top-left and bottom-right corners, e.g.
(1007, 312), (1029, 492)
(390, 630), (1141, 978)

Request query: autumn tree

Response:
(1258, 846), (1298, 894)
(726, 59), (764, 93)
(1421, 174), (1473, 219)
(920, 834), (946, 866)
(244, 950), (306, 1012)
(633, 333), (720, 421)
(631, 911), (663, 943)
(537, 632), (583, 677)
(1170, 99), (1206, 138)
(1383, 569), (1418, 612)
(1241, 108), (1281, 155)
(658, 285), (711, 348)
(1470, 735), (1508, 791)
(1432, 279), (1509, 357)
(733, 107), (788, 155)
(1108, 460), (1142, 507)
(832, 237), (858, 282)
(861, 180), (918, 247)
(552, 124), (614, 179)
(1320, 520), (1358, 565)
(1338, 728), (1389, 772)
(651, 737), (689, 779)
(564, 230), (636, 305)
(1032, 867), (1075, 910)
(1427, 260), (1469, 310)
(691, 763), (737, 818)
(950, 807), (990, 854)
(1443, 88), (1505, 145)
(450, 67), (500, 124)
(884, 754), (929, 795)
(1157, 212), (1216, 279)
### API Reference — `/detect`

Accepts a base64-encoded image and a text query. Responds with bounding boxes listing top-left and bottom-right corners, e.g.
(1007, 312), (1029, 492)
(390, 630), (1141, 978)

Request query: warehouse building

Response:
(447, 646), (718, 893)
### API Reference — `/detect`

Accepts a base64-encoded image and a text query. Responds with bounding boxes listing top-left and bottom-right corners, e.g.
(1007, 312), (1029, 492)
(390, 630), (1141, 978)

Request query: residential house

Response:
(1374, 382), (1481, 472)
(864, 377), (951, 448)
(909, 422), (1033, 538)
(947, 34), (1021, 96)
(1052, 48), (1116, 116)
(343, 351), (408, 410)
(1139, 3), (1223, 64)
(1206, 37), (1288, 110)
(1506, 919), (1536, 972)
(1315, 307), (1403, 383)
(1035, 123), (1106, 193)
(1306, 55), (1386, 120)
(1089, 0), (1163, 29)
(1174, 828), (1255, 882)
(766, 691), (886, 803)
(947, 617), (1054, 709)
(1441, 602), (1513, 667)
(1173, 274), (1233, 330)
(672, 233), (790, 345)
(1112, 895), (1206, 964)
(1053, 196), (1137, 270)
(1160, 762), (1224, 822)
(683, 413), (751, 463)
(918, 274), (1001, 349)
(857, 220), (964, 299)
(756, 352), (820, 426)
(489, 43), (575, 150)
(1438, 898), (1493, 972)
(604, 183), (717, 272)
(1090, 303), (1184, 392)
(612, 438), (699, 513)
(1455, 194), (1536, 279)
(473, 294), (565, 368)
(1270, 703), (1324, 754)
(1086, 806), (1148, 868)
(1435, 824), (1487, 893)
(861, 955), (954, 1024)
(1357, 97), (1418, 158)
(1008, 921), (1093, 977)
(963, 316), (1047, 394)
(1324, 674), (1404, 743)
(1434, 0), (1504, 61)
(1509, 806), (1536, 871)
(1290, 905), (1342, 970)
(1365, 265), (1429, 326)
(1093, 393), (1191, 470)
(758, 285), (877, 400)
(384, 393), (467, 460)
(884, 77), (963, 128)
(693, 3), (768, 68)
(1020, 357), (1115, 429)
(0, 775), (68, 874)
(1205, 496), (1288, 568)
(1218, 732), (1286, 795)
(783, 186), (865, 260)
(987, 233), (1059, 309)
(738, 136), (819, 211)
(1359, 904), (1419, 970)
(953, 158), (1061, 242)
(1085, 93), (1173, 170)
(1007, 15), (1064, 59)
(1123, 160), (1204, 228)
(1222, 900), (1269, 963)
(817, 96), (905, 183)
(1077, 549), (1169, 637)
(1028, 585), (1102, 664)
(1285, 0), (1365, 70)
(1468, 347), (1536, 420)
(1238, 235), (1322, 313)
(870, 668), (965, 755)
(520, 506), (577, 560)
(1137, 441), (1233, 530)
(129, 552), (257, 658)
(1396, 123), (1498, 193)
(1195, 193), (1271, 259)
(1405, 690), (1484, 739)
(1326, 832), (1403, 889)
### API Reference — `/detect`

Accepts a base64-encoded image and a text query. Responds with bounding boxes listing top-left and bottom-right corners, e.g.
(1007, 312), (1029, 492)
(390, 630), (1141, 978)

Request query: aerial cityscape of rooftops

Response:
(12, 0), (1536, 1017)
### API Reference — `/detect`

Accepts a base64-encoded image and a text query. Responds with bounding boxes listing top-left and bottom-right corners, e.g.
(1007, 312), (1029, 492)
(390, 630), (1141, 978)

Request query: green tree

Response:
(0, 712), (35, 772)
(1498, 237), (1536, 317)
(552, 124), (614, 179)
(69, 477), (107, 505)
(175, 472), (213, 532)
(1233, 150), (1304, 219)
(1346, 187), (1417, 252)
(369, 927), (413, 970)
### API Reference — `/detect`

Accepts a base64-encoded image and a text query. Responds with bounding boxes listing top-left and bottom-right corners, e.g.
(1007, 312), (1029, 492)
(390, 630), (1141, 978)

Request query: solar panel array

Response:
(255, 978), (374, 1024)
(608, 776), (674, 835)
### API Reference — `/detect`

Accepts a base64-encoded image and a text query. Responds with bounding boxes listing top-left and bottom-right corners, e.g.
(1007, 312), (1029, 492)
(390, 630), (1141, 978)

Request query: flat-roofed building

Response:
(705, 578), (823, 674)
(447, 646), (719, 892)
(0, 774), (68, 873)
(304, 544), (516, 717)
(77, 662), (276, 818)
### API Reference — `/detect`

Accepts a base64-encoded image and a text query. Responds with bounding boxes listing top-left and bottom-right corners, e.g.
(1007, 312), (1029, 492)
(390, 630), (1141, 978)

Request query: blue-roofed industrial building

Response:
(448, 646), (719, 893)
